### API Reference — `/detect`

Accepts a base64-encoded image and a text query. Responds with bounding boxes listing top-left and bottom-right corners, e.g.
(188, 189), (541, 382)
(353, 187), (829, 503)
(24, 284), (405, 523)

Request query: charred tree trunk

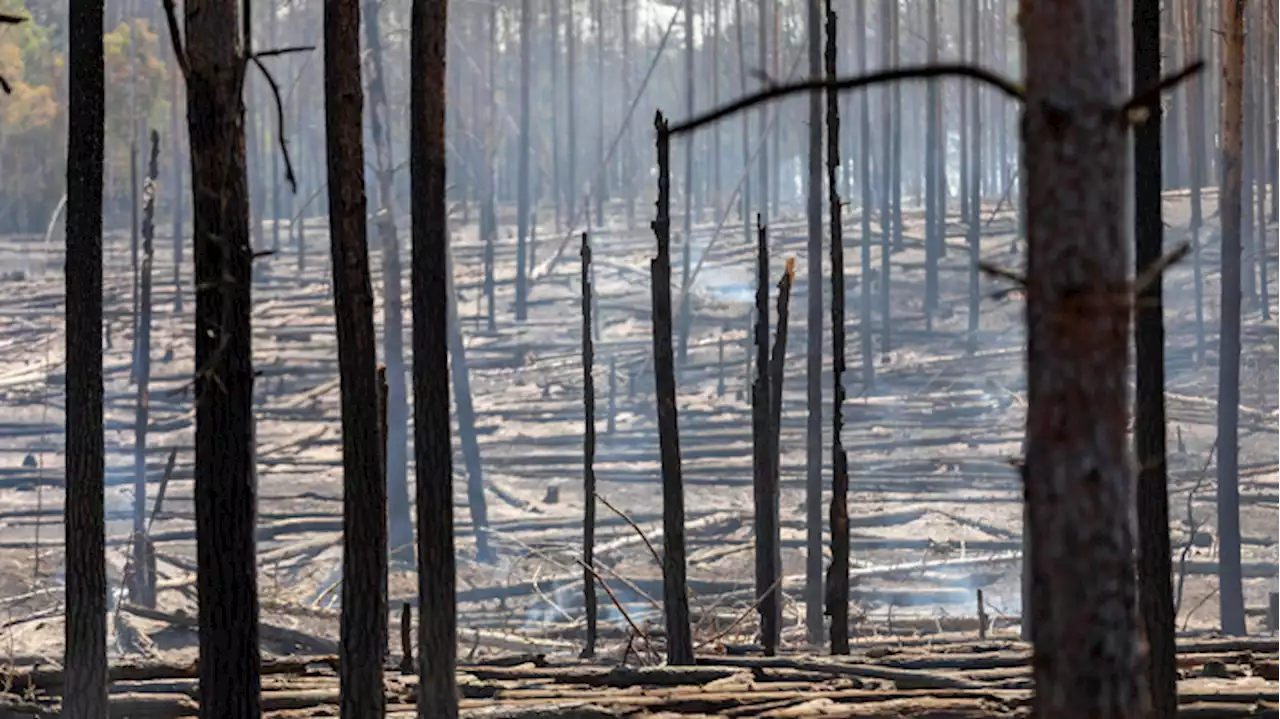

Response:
(580, 232), (599, 658)
(515, 0), (532, 322)
(411, 0), (459, 709)
(1133, 0), (1176, 714)
(824, 3), (848, 656)
(169, 37), (184, 315)
(1182, 0), (1206, 365)
(652, 114), (694, 666)
(766, 255), (793, 641)
(752, 215), (779, 655)
(966, 0), (981, 348)
(186, 0), (261, 709)
(364, 0), (414, 559)
(130, 131), (161, 610)
(1021, 0), (1147, 714)
(923, 0), (939, 326)
(324, 0), (388, 711)
(803, 0), (824, 650)
(64, 0), (107, 711)
(1215, 0), (1246, 638)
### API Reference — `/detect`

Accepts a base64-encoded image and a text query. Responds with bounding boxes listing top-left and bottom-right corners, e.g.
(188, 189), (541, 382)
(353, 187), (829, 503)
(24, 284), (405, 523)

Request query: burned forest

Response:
(0, 0), (1276, 716)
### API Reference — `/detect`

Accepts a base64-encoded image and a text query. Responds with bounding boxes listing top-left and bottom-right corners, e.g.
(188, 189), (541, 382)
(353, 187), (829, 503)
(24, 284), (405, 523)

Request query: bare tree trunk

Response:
(129, 2), (140, 380)
(803, 0), (825, 651)
(711, 0), (720, 219)
(515, 0), (531, 322)
(550, 0), (563, 231)
(1251, 4), (1269, 321)
(1182, 0), (1206, 365)
(580, 232), (598, 658)
(878, 0), (893, 351)
(766, 255), (793, 646)
(270, 3), (280, 253)
(65, 0), (108, 709)
(923, 0), (939, 326)
(595, 0), (607, 226)
(1133, 0), (1176, 714)
(966, 0), (980, 349)
(622, 0), (635, 229)
(1215, 0), (1246, 638)
(757, 0), (769, 226)
(735, 0), (751, 246)
(186, 0), (261, 709)
(958, 3), (969, 228)
(130, 131), (161, 610)
(678, 0), (696, 365)
(325, 0), (388, 711)
(412, 0), (459, 708)
(567, 0), (578, 223)
(890, 0), (901, 257)
(364, 0), (414, 559)
(652, 115), (694, 666)
(857, 0), (873, 388)
(1022, 0), (1148, 713)
(752, 216), (778, 655)
(169, 36), (184, 315)
(824, 3), (848, 656)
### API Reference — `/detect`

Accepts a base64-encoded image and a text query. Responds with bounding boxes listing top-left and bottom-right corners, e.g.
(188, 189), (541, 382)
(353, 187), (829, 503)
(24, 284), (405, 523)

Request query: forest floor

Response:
(0, 190), (1275, 716)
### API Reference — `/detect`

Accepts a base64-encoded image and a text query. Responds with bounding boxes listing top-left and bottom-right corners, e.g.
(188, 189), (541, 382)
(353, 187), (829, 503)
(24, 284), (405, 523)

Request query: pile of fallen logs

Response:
(2, 637), (1275, 717)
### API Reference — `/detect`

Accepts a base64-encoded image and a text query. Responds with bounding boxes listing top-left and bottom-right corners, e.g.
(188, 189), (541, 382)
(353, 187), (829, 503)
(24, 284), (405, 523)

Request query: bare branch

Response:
(160, 0), (189, 78)
(249, 54), (300, 193)
(1133, 240), (1191, 295)
(595, 493), (662, 569)
(253, 45), (316, 60)
(669, 63), (1023, 136)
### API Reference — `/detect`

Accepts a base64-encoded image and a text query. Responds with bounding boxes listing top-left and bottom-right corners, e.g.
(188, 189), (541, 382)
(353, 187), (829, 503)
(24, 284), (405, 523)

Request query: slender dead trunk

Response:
(757, 0), (769, 226)
(130, 131), (161, 610)
(515, 0), (531, 322)
(890, 0), (901, 256)
(623, 0), (635, 228)
(1251, 5), (1269, 321)
(411, 0), (459, 708)
(364, 0), (414, 559)
(1021, 0), (1147, 714)
(551, 0), (563, 231)
(1182, 0), (1206, 365)
(580, 232), (598, 658)
(596, 0), (607, 226)
(65, 0), (107, 710)
(711, 0), (721, 218)
(1215, 0), (1246, 638)
(824, 2), (847, 656)
(766, 256), (793, 644)
(269, 2), (280, 253)
(566, 0), (578, 223)
(923, 0), (939, 326)
(129, 5), (139, 380)
(879, 0), (893, 351)
(857, 0), (873, 387)
(652, 114), (694, 666)
(324, 0), (388, 710)
(169, 35), (184, 315)
(959, 3), (969, 227)
(186, 0), (261, 709)
(735, 0), (751, 246)
(752, 215), (778, 655)
(966, 0), (981, 348)
(1133, 0), (1176, 714)
(678, 0), (696, 365)
(803, 0), (824, 650)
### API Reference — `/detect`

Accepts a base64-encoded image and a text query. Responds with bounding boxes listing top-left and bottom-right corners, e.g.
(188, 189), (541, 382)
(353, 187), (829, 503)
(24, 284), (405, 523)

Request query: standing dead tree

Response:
(581, 232), (599, 658)
(64, 2), (107, 714)
(129, 130), (161, 610)
(823, 2), (848, 657)
(766, 256), (794, 649)
(515, 0), (531, 321)
(324, 0), (387, 710)
(412, 0), (459, 710)
(751, 215), (778, 655)
(651, 112), (695, 666)
(803, 0), (824, 651)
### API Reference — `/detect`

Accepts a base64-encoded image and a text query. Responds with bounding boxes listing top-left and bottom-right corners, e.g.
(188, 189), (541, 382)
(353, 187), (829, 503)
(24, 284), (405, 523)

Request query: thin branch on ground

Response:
(695, 573), (784, 649)
(595, 492), (663, 569)
(669, 64), (1023, 136)
(248, 54), (302, 193)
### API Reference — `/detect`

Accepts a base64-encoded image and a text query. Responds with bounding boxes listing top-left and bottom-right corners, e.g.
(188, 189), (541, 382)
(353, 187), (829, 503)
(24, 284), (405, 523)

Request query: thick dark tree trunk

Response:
(411, 0), (459, 709)
(130, 131), (161, 610)
(824, 3), (847, 656)
(364, 0), (414, 559)
(324, 0), (388, 712)
(752, 216), (778, 655)
(803, 0), (824, 650)
(1182, 0), (1206, 365)
(766, 258), (793, 645)
(1021, 0), (1147, 714)
(185, 0), (261, 710)
(1133, 0), (1176, 714)
(580, 232), (598, 658)
(652, 115), (694, 666)
(515, 0), (531, 322)
(1215, 0), (1246, 638)
(65, 0), (108, 712)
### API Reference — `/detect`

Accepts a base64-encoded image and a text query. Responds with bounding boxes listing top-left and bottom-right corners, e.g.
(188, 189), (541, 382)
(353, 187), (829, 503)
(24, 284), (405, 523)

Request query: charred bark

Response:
(324, 0), (388, 711)
(803, 0), (824, 650)
(1216, 0), (1246, 638)
(169, 38), (184, 315)
(581, 232), (599, 658)
(65, 0), (107, 711)
(651, 113), (694, 666)
(412, 0), (459, 709)
(130, 131), (161, 610)
(751, 216), (778, 655)
(766, 256), (793, 648)
(515, 0), (532, 322)
(1021, 0), (1147, 714)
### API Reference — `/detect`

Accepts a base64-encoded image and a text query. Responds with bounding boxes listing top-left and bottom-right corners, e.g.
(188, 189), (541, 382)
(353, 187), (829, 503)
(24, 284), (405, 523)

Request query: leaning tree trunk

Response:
(1021, 0), (1148, 715)
(1215, 0), (1246, 638)
(324, 0), (388, 712)
(184, 0), (262, 710)
(65, 0), (107, 713)
(1133, 0), (1176, 714)
(803, 0), (824, 651)
(412, 0), (459, 709)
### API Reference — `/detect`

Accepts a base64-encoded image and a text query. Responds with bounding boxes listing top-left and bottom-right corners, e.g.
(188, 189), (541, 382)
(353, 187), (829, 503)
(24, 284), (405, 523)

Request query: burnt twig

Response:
(247, 53), (303, 193)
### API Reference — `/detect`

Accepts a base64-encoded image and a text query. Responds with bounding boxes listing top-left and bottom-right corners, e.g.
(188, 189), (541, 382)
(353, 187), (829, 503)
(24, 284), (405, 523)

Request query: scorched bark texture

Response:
(1019, 0), (1147, 716)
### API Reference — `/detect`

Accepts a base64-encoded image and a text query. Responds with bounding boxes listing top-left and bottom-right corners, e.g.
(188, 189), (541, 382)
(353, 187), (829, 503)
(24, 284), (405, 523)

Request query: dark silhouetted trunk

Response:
(325, 0), (388, 711)
(803, 0), (824, 650)
(824, 3), (847, 655)
(1215, 0), (1246, 638)
(1021, 0), (1147, 714)
(580, 232), (598, 658)
(515, 0), (531, 322)
(1182, 0), (1205, 364)
(652, 115), (694, 666)
(752, 215), (778, 655)
(130, 130), (160, 609)
(1133, 0), (1176, 714)
(186, 0), (261, 710)
(766, 257), (793, 645)
(364, 0), (414, 559)
(411, 0), (459, 709)
(65, 0), (107, 712)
